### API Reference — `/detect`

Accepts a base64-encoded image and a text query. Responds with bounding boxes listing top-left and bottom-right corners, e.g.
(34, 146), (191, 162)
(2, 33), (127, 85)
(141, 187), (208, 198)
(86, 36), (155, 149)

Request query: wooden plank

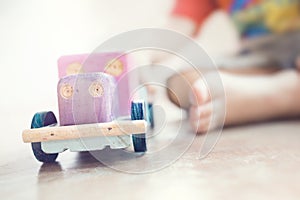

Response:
(22, 120), (146, 143)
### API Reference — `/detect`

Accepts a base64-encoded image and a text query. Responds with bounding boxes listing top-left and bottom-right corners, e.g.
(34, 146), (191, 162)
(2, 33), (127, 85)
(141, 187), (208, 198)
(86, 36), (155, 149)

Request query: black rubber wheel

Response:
(31, 111), (59, 163)
(147, 103), (154, 128)
(131, 101), (147, 152)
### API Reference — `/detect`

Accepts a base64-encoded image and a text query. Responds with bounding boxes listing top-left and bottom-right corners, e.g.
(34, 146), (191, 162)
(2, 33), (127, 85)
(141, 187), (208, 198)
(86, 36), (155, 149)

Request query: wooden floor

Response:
(1, 115), (300, 200)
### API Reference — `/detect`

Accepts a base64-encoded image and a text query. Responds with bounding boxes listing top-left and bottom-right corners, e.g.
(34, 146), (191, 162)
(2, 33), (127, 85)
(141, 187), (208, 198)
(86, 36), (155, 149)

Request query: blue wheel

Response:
(147, 103), (154, 128)
(31, 111), (58, 163)
(131, 101), (147, 152)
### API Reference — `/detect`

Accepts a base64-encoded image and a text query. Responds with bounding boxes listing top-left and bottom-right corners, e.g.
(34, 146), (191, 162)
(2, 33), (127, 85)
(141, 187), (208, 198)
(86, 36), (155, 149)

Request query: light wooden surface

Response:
(1, 116), (300, 200)
(22, 120), (146, 143)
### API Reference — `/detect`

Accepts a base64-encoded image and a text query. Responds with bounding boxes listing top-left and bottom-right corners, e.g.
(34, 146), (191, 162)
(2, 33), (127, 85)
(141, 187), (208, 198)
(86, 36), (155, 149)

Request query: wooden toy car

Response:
(22, 53), (152, 163)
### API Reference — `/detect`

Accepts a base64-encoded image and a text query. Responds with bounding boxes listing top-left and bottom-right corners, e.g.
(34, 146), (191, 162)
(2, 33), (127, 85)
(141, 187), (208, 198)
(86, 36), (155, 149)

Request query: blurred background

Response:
(0, 0), (237, 163)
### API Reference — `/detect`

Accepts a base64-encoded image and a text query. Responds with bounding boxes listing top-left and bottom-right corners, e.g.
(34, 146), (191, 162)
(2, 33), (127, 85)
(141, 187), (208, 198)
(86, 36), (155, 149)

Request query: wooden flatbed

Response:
(22, 120), (146, 143)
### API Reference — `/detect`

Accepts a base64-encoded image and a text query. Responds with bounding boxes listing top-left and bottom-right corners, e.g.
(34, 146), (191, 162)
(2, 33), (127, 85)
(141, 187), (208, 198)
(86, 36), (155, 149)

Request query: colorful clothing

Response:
(172, 0), (300, 37)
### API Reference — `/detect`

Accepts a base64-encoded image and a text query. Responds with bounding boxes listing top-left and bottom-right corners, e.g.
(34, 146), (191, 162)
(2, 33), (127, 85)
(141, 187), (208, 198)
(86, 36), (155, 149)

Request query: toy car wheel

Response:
(147, 103), (154, 128)
(31, 111), (59, 163)
(131, 101), (147, 152)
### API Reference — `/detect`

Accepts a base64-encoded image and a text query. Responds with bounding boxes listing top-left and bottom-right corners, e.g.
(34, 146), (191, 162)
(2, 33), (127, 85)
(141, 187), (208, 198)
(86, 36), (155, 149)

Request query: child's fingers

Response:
(189, 104), (212, 120)
(190, 115), (211, 133)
